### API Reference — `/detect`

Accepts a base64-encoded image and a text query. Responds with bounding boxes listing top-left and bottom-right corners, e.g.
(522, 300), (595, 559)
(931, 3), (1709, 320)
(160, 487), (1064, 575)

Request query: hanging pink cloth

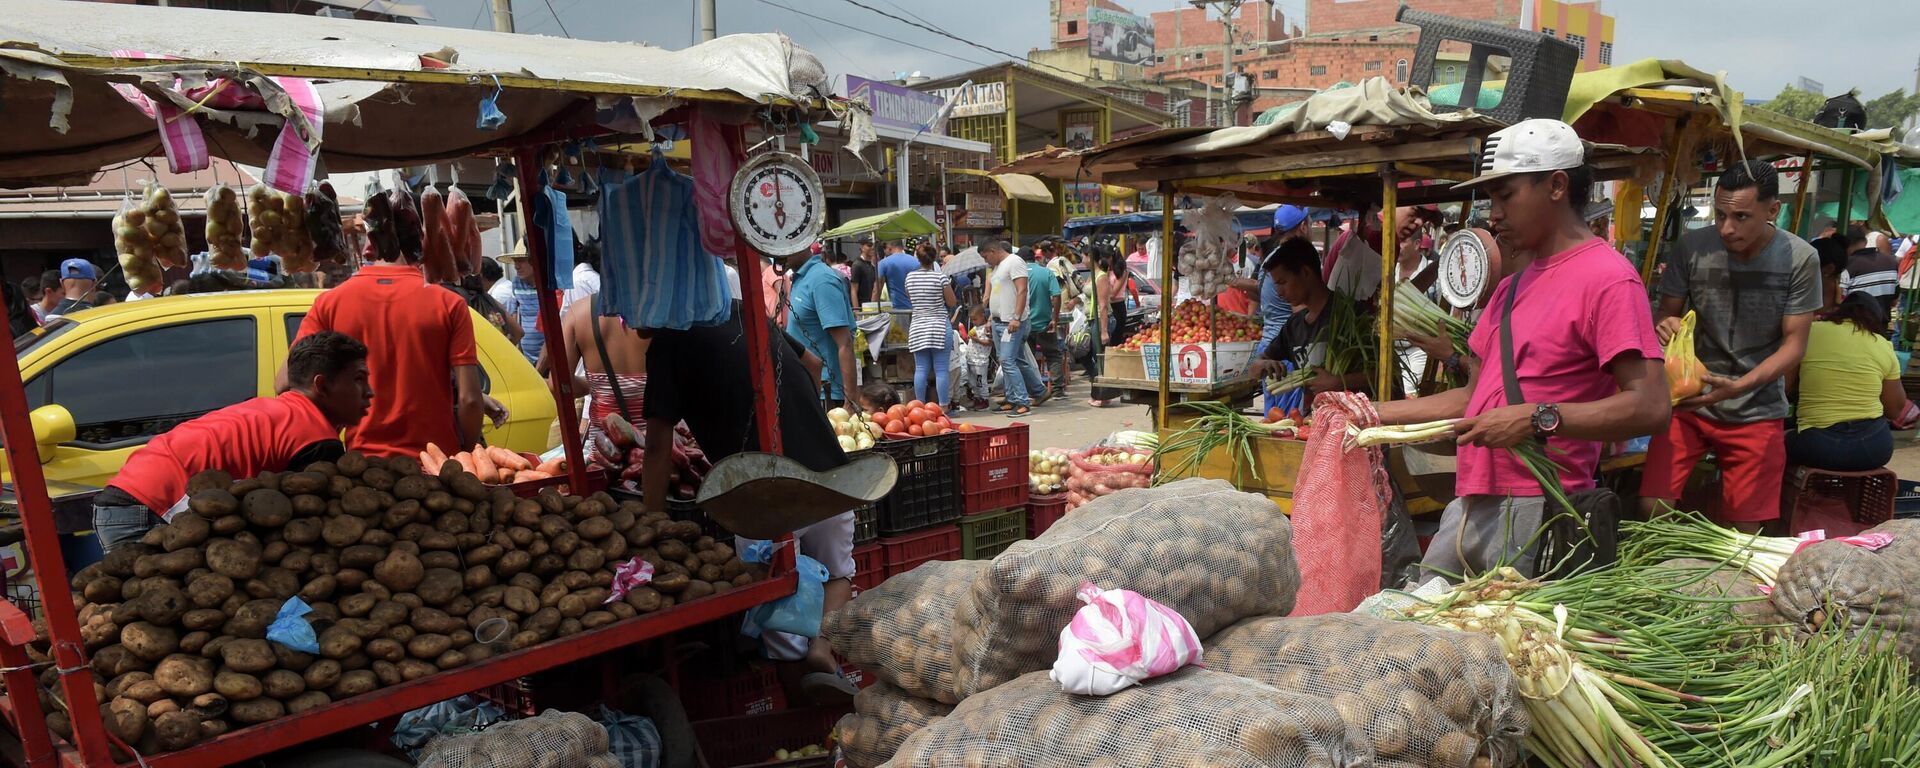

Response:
(689, 109), (745, 257)
(1289, 390), (1392, 615)
(107, 51), (323, 193)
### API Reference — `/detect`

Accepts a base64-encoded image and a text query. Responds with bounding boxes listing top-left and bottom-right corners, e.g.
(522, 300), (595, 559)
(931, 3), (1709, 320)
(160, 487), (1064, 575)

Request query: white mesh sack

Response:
(823, 560), (986, 703)
(417, 710), (618, 768)
(881, 667), (1371, 768)
(1205, 614), (1527, 768)
(951, 478), (1298, 696)
(837, 681), (954, 768)
(1772, 519), (1920, 665)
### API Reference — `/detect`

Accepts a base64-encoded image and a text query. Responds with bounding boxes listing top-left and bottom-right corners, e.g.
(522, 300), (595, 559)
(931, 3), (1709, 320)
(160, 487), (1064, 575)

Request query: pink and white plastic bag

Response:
(1051, 583), (1203, 696)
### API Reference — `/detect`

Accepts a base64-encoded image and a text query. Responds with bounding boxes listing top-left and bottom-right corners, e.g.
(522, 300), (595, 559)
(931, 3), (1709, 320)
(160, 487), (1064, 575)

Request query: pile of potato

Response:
(883, 668), (1372, 768)
(836, 682), (952, 768)
(45, 454), (753, 757)
(113, 182), (189, 294)
(822, 560), (980, 704)
(203, 184), (247, 271)
(246, 183), (315, 273)
(1772, 518), (1920, 666)
(949, 478), (1298, 696)
(1204, 614), (1527, 768)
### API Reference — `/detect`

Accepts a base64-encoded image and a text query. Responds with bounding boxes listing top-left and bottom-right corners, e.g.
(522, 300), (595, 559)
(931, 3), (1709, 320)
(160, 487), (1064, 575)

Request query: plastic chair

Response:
(1781, 466), (1897, 532)
(1395, 6), (1580, 126)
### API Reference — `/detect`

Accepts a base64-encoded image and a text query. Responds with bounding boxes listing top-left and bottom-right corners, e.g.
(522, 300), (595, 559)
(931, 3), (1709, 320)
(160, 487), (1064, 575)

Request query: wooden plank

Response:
(1106, 137), (1479, 187)
(1093, 125), (1399, 168)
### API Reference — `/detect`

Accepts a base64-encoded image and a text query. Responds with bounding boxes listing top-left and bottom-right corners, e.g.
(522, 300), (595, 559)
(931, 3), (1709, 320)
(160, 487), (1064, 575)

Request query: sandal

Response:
(994, 402), (1017, 413)
(1087, 399), (1108, 408)
(1005, 405), (1032, 417)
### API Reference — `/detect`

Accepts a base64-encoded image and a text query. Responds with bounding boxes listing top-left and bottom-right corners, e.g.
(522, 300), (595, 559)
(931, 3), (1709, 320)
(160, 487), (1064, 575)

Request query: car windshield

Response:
(15, 319), (73, 357)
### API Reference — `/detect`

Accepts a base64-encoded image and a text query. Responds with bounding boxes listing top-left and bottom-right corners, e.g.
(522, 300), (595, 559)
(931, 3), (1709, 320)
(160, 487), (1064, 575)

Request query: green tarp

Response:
(819, 208), (938, 241)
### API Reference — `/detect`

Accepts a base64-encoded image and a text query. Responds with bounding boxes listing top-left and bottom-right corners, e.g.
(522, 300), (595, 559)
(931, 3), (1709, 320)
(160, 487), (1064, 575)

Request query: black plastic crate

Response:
(1898, 479), (1920, 519)
(872, 433), (962, 535)
(852, 501), (879, 544)
(609, 487), (731, 538)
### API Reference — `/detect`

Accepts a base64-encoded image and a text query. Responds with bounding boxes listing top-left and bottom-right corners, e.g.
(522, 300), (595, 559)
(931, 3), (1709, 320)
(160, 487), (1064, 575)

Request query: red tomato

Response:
(907, 407), (929, 424)
(907, 400), (926, 411)
(885, 419), (906, 434)
(908, 423), (924, 436)
(926, 403), (945, 418)
(887, 405), (907, 421)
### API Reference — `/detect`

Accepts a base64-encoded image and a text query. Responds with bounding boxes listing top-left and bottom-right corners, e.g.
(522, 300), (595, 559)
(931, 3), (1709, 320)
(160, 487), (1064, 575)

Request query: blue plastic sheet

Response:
(741, 554), (829, 639)
(596, 704), (663, 768)
(266, 597), (319, 654)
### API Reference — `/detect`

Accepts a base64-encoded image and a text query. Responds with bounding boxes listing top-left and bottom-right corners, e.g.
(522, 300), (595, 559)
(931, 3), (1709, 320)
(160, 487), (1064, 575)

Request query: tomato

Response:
(908, 423), (924, 436)
(956, 423), (975, 433)
(1266, 407), (1283, 422)
(885, 419), (906, 434)
(887, 405), (907, 421)
(906, 407), (928, 424)
(926, 403), (945, 418)
(907, 400), (926, 411)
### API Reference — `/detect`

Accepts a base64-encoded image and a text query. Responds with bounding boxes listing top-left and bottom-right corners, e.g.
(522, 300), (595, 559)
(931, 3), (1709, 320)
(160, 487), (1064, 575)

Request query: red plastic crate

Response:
(879, 525), (961, 577)
(683, 660), (788, 721)
(850, 542), (885, 593)
(960, 423), (1030, 514)
(693, 706), (848, 768)
(1027, 492), (1068, 538)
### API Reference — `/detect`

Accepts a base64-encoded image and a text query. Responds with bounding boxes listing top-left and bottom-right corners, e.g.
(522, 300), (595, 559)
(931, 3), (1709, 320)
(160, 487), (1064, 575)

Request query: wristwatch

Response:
(1532, 403), (1562, 441)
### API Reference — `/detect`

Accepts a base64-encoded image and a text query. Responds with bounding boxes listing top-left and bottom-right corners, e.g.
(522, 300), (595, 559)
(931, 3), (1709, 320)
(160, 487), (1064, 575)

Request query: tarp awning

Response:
(0, 0), (828, 186)
(820, 208), (938, 241)
(989, 173), (1055, 204)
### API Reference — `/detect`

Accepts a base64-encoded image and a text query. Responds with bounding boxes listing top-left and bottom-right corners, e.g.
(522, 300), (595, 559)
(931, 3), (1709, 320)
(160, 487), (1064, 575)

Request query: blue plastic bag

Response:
(475, 76), (507, 131)
(595, 704), (662, 768)
(266, 597), (319, 654)
(741, 554), (829, 639)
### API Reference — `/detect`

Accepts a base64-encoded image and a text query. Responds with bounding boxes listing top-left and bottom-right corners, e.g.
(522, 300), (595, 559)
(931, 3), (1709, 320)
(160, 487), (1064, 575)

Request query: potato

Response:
(369, 601), (411, 627)
(496, 550), (532, 578)
(121, 621), (183, 665)
(220, 638), (276, 674)
(188, 488), (239, 518)
(415, 568), (463, 606)
(579, 611), (616, 630)
(387, 624), (418, 644)
(682, 581), (715, 601)
(288, 494), (327, 518)
(180, 608), (225, 632)
(382, 500), (425, 532)
(464, 544), (505, 567)
(697, 563), (723, 582)
(506, 525), (537, 547)
(308, 552), (339, 575)
(286, 690), (331, 714)
(154, 549), (206, 578)
(406, 633), (452, 660)
(223, 598), (281, 639)
(652, 572), (690, 595)
(419, 551), (461, 571)
(568, 548), (606, 573)
(205, 538), (263, 580)
(433, 649), (469, 670)
(230, 697), (285, 724)
(245, 567), (299, 600)
(326, 475), (354, 499)
(337, 618), (388, 640)
(571, 516), (615, 542)
(371, 660), (402, 686)
(298, 574), (338, 603)
(106, 696), (150, 745)
(199, 635), (232, 661)
(136, 582), (190, 625)
(240, 489), (293, 529)
(625, 587), (662, 613)
(392, 593), (424, 609)
(153, 710), (201, 751)
(390, 475), (429, 502)
(303, 659), (343, 691)
(339, 486), (382, 518)
(511, 500), (543, 528)
(335, 452), (369, 478)
(432, 510), (468, 535)
(321, 515), (368, 549)
(317, 626), (363, 660)
(531, 554), (566, 578)
(280, 518), (322, 546)
(334, 593), (375, 619)
(273, 644), (314, 672)
(359, 466), (396, 491)
(214, 669), (263, 701)
(155, 654), (214, 697)
(373, 551), (424, 592)
(601, 532), (629, 561)
(360, 529), (396, 548)
(365, 638), (405, 663)
(82, 574), (124, 604)
(177, 630), (213, 655)
(279, 471), (327, 496)
(524, 607), (562, 638)
(656, 540), (691, 563)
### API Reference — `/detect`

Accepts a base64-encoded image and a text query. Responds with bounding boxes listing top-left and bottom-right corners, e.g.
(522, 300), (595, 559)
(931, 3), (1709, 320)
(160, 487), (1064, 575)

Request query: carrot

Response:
(489, 445), (530, 471)
(535, 458), (566, 475)
(469, 444), (497, 482)
(453, 452), (477, 475)
(425, 443), (449, 465)
(419, 451), (444, 476)
(498, 466), (515, 484)
(514, 469), (550, 483)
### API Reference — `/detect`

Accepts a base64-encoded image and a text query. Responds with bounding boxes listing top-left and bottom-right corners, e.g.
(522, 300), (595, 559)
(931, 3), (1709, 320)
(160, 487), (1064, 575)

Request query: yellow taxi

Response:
(7, 290), (555, 489)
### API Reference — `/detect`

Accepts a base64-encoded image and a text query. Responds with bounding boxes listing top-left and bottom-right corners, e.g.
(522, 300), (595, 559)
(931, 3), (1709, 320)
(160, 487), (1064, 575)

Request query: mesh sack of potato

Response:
(837, 681), (953, 768)
(417, 709), (619, 768)
(1204, 614), (1527, 768)
(823, 560), (984, 703)
(882, 667), (1371, 768)
(1651, 557), (1784, 629)
(1772, 519), (1920, 665)
(951, 478), (1297, 697)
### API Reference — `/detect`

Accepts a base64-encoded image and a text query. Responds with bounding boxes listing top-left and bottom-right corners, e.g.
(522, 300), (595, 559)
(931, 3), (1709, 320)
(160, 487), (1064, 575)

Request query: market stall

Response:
(0, 3), (835, 765)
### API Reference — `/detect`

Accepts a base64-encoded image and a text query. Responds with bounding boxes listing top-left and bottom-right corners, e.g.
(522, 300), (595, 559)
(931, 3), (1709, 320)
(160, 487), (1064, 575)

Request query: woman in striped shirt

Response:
(905, 243), (959, 408)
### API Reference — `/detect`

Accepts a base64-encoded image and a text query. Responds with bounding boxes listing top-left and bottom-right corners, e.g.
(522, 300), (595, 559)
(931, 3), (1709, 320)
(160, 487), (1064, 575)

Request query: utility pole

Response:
(1190, 0), (1246, 126)
(697, 0), (717, 42)
(490, 0), (514, 33)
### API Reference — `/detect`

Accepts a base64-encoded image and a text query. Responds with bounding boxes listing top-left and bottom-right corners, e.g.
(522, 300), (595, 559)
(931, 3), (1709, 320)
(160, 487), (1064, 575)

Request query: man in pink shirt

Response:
(1374, 119), (1671, 579)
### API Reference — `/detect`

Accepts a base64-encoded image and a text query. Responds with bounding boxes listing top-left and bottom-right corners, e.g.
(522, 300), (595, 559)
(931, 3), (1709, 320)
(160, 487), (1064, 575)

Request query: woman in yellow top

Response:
(1787, 292), (1916, 471)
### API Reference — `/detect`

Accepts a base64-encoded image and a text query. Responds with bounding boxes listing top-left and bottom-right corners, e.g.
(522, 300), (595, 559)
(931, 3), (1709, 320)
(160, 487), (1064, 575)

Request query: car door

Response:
(26, 313), (266, 489)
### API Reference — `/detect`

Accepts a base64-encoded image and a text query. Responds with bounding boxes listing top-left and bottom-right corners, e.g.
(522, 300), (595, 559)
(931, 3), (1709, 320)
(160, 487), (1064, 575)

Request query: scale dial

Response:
(1437, 228), (1494, 309)
(729, 151), (823, 256)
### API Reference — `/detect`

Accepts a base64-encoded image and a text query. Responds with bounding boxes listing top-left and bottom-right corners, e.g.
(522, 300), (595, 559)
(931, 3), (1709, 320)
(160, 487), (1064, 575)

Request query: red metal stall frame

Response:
(0, 107), (803, 768)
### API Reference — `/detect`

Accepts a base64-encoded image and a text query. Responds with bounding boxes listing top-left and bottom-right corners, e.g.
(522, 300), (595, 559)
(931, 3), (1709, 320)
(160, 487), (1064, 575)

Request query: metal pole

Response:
(1641, 119), (1688, 284)
(896, 141), (910, 210)
(1378, 176), (1397, 401)
(490, 0), (514, 32)
(696, 0), (717, 42)
(1220, 3), (1236, 126)
(513, 147), (590, 491)
(1156, 184), (1177, 433)
(1790, 151), (1816, 237)
(941, 164), (953, 251)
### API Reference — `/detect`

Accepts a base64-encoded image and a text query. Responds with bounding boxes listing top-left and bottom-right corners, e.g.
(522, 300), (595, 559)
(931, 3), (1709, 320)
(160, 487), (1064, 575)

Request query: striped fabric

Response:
(107, 50), (208, 175)
(904, 268), (952, 352)
(261, 74), (323, 194)
(106, 51), (321, 193)
(597, 159), (731, 331)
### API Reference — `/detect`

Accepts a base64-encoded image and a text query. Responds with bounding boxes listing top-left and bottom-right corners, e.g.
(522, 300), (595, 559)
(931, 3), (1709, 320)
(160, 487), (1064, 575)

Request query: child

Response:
(857, 381), (900, 415)
(957, 305), (994, 412)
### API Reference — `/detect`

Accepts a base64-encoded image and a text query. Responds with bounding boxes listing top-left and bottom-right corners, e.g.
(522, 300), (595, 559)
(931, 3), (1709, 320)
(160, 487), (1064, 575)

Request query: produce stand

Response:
(0, 4), (833, 765)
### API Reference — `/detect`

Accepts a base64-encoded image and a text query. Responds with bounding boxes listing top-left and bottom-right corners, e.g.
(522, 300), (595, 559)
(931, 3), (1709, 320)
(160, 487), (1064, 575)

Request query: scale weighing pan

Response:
(695, 451), (898, 540)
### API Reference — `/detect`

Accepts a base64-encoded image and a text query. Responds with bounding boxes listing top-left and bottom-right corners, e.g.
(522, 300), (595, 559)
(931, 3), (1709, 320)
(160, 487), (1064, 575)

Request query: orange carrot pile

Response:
(420, 443), (566, 485)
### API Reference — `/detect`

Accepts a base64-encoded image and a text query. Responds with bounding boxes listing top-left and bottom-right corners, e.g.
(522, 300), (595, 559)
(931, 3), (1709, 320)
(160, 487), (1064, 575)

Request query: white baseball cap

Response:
(1455, 118), (1586, 189)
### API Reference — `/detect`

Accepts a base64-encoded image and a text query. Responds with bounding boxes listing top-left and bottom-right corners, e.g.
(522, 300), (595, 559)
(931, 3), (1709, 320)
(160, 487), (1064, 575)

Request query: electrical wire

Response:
(829, 0), (1087, 79)
(745, 0), (994, 70)
(536, 0), (572, 38)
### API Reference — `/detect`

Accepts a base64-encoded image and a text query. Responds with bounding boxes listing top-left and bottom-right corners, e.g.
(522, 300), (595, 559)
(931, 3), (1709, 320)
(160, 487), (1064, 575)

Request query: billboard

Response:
(1088, 8), (1154, 66)
(929, 81), (1006, 117)
(847, 75), (949, 135)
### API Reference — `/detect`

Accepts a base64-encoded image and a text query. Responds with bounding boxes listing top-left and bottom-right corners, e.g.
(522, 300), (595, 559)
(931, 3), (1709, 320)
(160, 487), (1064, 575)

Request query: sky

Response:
(415, 0), (1919, 101)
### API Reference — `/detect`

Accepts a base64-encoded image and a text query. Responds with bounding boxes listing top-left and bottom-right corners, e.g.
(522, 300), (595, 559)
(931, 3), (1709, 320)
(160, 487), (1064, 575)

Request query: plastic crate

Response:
(682, 660), (788, 721)
(852, 501), (879, 544)
(1027, 493), (1068, 538)
(959, 506), (1027, 560)
(850, 542), (885, 593)
(1897, 479), (1920, 519)
(880, 525), (961, 577)
(693, 706), (847, 768)
(474, 677), (538, 717)
(959, 423), (1030, 515)
(872, 433), (962, 534)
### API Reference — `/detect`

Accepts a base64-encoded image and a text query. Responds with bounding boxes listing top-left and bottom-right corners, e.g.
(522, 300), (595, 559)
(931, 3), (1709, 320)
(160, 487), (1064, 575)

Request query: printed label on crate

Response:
(1140, 342), (1256, 385)
(987, 467), (1010, 482)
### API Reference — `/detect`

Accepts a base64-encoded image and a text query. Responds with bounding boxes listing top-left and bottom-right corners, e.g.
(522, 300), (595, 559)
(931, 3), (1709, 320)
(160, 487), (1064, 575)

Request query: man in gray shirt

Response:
(1640, 160), (1820, 532)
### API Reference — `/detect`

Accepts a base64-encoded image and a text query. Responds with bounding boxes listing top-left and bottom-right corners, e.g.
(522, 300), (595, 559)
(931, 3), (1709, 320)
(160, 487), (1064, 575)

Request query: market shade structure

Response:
(0, 0), (826, 187)
(819, 208), (939, 241)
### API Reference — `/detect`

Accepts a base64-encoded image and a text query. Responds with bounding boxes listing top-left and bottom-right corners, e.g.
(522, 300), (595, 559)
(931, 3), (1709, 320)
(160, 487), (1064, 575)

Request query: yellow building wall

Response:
(1532, 0), (1615, 71)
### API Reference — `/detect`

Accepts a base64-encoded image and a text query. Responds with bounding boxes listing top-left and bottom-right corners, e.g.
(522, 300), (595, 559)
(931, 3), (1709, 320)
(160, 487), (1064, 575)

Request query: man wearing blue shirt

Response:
(876, 241), (920, 309)
(1025, 257), (1064, 398)
(786, 250), (858, 409)
(1256, 206), (1308, 354)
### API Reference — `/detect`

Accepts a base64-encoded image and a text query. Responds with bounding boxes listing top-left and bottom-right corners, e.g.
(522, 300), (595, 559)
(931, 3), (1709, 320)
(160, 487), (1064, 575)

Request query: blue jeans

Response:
(1785, 418), (1893, 472)
(993, 321), (1044, 406)
(913, 345), (952, 406)
(93, 503), (157, 553)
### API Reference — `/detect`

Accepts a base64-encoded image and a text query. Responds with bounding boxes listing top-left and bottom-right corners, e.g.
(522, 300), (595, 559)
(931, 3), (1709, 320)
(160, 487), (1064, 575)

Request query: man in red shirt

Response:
(92, 331), (373, 551)
(291, 204), (485, 458)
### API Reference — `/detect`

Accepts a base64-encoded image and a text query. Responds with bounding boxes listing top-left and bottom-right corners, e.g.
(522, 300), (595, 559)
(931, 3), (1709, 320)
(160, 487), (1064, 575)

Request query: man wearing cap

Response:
(46, 259), (97, 320)
(496, 244), (545, 366)
(1373, 119), (1670, 578)
(1642, 161), (1820, 532)
(1255, 206), (1309, 356)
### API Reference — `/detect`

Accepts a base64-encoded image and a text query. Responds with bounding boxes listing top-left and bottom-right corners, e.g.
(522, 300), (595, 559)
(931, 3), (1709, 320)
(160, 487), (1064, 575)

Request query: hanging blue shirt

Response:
(531, 171), (574, 290)
(787, 255), (855, 400)
(1258, 270), (1293, 355)
(595, 161), (729, 330)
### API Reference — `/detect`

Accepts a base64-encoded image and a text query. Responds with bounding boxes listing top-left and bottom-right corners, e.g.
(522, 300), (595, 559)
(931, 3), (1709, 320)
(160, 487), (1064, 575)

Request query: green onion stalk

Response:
(1152, 401), (1290, 487)
(1389, 281), (1473, 358)
(1265, 366), (1314, 396)
(1345, 418), (1459, 451)
(1614, 508), (1802, 586)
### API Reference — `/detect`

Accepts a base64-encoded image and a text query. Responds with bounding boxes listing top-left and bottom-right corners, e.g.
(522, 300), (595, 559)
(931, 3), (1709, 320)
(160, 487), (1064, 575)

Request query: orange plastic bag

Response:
(1664, 310), (1702, 404)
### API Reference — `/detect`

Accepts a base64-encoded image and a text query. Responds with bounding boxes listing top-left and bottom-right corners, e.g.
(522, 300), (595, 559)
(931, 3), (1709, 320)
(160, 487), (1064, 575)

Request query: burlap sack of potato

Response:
(1652, 557), (1785, 629)
(882, 667), (1371, 767)
(1205, 614), (1526, 768)
(823, 560), (985, 703)
(1772, 519), (1920, 665)
(950, 478), (1298, 696)
(837, 681), (954, 768)
(417, 709), (619, 768)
